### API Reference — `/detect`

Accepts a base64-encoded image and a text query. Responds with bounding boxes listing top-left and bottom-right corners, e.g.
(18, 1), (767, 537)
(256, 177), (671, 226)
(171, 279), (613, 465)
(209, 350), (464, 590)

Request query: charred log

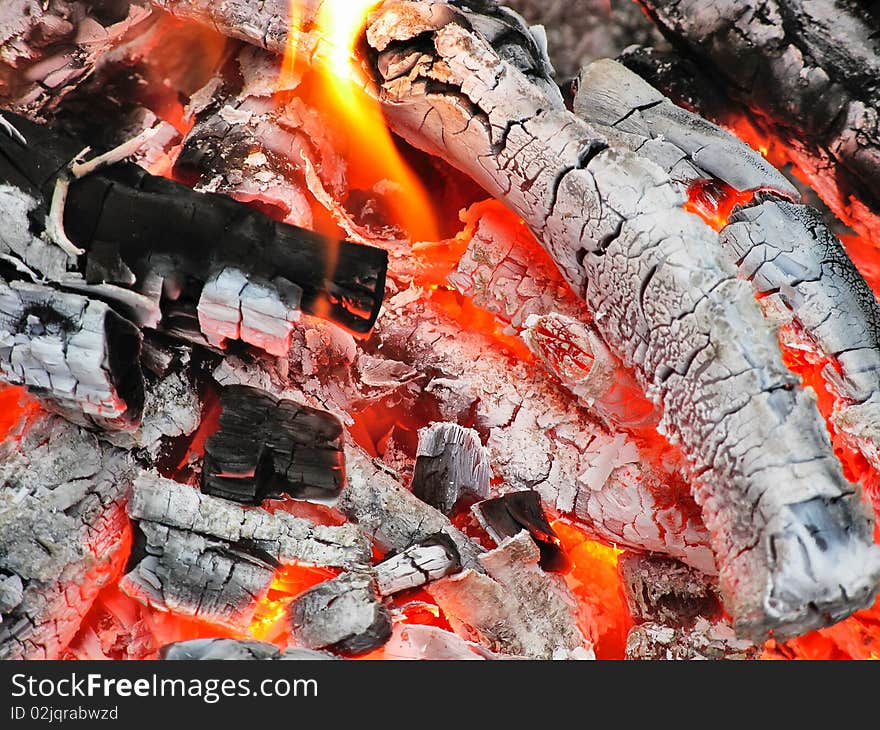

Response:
(429, 531), (592, 659)
(363, 0), (880, 640)
(376, 293), (714, 573)
(635, 0), (880, 243)
(410, 422), (490, 514)
(289, 571), (392, 656)
(339, 443), (486, 571)
(121, 472), (371, 628)
(449, 201), (657, 429)
(375, 534), (461, 596)
(574, 59), (880, 481)
(203, 384), (345, 504)
(0, 111), (388, 350)
(0, 276), (144, 429)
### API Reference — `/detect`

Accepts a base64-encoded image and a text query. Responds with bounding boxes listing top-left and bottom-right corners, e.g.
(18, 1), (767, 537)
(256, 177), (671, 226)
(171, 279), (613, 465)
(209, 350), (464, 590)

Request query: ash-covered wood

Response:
(0, 111), (388, 349)
(382, 623), (503, 660)
(472, 491), (567, 572)
(375, 534), (461, 596)
(160, 638), (336, 660)
(289, 571), (392, 656)
(339, 443), (486, 570)
(573, 58), (797, 196)
(0, 276), (144, 429)
(0, 412), (137, 659)
(0, 1), (154, 118)
(573, 59), (880, 498)
(175, 46), (326, 230)
(101, 369), (201, 455)
(429, 532), (592, 659)
(363, 0), (880, 641)
(121, 472), (371, 628)
(636, 0), (880, 243)
(618, 552), (720, 627)
(376, 293), (714, 574)
(203, 385), (345, 504)
(626, 618), (760, 660)
(410, 422), (490, 514)
(449, 201), (656, 429)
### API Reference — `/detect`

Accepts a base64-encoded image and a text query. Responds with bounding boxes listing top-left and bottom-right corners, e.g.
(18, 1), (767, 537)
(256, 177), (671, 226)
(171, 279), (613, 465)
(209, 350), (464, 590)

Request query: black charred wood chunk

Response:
(472, 490), (569, 572)
(0, 110), (388, 338)
(202, 384), (345, 504)
(290, 572), (392, 656)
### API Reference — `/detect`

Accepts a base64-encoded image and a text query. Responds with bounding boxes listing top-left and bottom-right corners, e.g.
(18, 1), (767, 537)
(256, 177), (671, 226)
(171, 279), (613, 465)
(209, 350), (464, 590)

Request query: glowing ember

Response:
(684, 179), (755, 232)
(552, 521), (631, 660)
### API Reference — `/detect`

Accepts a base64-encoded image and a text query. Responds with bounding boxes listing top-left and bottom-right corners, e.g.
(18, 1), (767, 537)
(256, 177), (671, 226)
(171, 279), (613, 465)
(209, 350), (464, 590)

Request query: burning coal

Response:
(1, 0), (879, 662)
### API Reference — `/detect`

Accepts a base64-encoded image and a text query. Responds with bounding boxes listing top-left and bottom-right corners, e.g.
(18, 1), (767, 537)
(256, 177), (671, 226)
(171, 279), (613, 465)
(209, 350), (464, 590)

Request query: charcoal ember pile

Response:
(1, 0), (879, 662)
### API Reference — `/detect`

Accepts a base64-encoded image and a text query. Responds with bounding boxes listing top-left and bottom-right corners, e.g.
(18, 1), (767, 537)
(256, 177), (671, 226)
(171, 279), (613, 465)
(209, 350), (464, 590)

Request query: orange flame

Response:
(281, 0), (439, 243)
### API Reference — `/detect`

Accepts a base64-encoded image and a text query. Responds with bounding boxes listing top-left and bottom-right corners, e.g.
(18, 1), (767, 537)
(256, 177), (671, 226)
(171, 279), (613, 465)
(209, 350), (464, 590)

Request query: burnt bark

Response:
(0, 276), (144, 429)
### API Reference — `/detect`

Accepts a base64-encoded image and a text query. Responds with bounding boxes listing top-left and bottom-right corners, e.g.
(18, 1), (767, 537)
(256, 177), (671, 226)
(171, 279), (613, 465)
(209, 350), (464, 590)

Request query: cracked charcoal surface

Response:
(120, 471), (371, 627)
(619, 552), (721, 627)
(0, 412), (137, 659)
(636, 0), (880, 244)
(375, 294), (714, 573)
(574, 59), (880, 480)
(365, 0), (880, 639)
(375, 535), (461, 595)
(340, 443), (486, 571)
(0, 275), (145, 429)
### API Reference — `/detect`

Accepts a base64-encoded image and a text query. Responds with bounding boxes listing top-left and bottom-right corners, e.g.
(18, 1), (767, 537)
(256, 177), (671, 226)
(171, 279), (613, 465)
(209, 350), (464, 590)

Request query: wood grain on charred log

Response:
(574, 59), (880, 485)
(363, 0), (880, 640)
(410, 422), (490, 514)
(121, 472), (371, 628)
(635, 0), (880, 243)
